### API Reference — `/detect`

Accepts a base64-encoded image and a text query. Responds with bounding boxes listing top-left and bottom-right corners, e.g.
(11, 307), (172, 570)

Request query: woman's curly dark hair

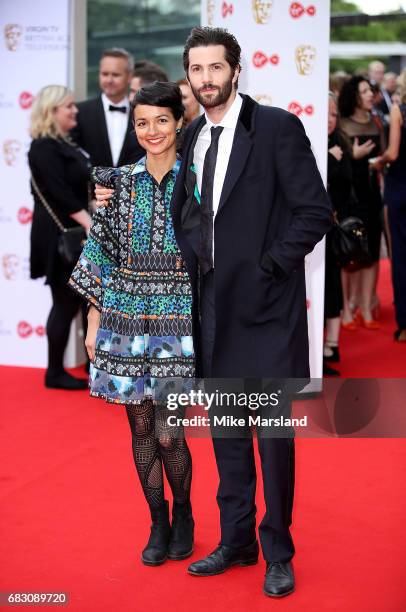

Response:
(338, 75), (371, 118)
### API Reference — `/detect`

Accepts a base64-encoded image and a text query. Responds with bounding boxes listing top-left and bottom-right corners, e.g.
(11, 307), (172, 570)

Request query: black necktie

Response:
(200, 126), (224, 274)
(109, 104), (126, 113)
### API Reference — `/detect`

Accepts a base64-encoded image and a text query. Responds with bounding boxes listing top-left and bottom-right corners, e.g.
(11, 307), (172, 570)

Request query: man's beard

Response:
(190, 77), (234, 109)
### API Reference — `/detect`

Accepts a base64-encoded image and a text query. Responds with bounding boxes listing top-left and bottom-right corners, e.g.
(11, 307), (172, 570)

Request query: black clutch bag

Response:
(56, 226), (87, 266)
(331, 215), (369, 267)
(31, 173), (87, 266)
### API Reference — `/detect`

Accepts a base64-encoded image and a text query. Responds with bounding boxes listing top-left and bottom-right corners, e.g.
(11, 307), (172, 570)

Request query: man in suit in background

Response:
(72, 47), (144, 167)
(171, 27), (332, 598)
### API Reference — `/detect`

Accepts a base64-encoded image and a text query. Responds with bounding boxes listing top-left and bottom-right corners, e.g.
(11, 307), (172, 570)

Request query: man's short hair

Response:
(100, 47), (134, 73)
(132, 60), (169, 85)
(183, 26), (241, 75)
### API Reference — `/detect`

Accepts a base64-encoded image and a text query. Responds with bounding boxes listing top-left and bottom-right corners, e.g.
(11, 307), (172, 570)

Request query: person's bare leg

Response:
(359, 263), (379, 322)
(348, 269), (361, 315)
(371, 260), (381, 319)
(341, 269), (357, 324)
(324, 317), (341, 358)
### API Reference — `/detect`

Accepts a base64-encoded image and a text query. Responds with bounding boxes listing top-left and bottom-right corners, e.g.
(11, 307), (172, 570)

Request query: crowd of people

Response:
(325, 60), (406, 375)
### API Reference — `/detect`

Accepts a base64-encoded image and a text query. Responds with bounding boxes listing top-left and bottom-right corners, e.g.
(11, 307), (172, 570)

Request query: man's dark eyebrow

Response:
(190, 61), (226, 68)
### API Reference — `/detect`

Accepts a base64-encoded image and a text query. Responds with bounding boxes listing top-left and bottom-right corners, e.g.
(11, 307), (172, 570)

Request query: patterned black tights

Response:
(125, 400), (192, 509)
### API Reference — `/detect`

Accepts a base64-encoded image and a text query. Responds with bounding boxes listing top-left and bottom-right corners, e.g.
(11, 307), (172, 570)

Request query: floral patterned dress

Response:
(69, 157), (195, 404)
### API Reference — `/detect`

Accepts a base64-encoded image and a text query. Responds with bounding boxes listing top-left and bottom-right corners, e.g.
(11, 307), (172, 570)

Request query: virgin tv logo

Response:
(253, 52), (279, 69)
(221, 2), (233, 17)
(17, 321), (45, 339)
(289, 2), (316, 18)
(17, 207), (33, 224)
(288, 101), (314, 117)
(19, 91), (34, 110)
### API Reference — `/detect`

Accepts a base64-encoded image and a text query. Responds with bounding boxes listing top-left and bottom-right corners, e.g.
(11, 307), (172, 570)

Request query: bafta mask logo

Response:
(254, 95), (273, 106)
(4, 24), (23, 51)
(3, 140), (21, 166)
(19, 91), (34, 110)
(252, 0), (273, 24)
(2, 254), (20, 280)
(295, 45), (316, 76)
(207, 0), (215, 25)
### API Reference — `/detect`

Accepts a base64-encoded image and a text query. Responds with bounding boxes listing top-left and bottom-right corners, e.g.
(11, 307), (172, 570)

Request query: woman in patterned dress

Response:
(69, 83), (195, 567)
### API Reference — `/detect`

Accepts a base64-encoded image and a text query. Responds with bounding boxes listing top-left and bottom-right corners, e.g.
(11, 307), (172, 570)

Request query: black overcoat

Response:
(172, 94), (332, 379)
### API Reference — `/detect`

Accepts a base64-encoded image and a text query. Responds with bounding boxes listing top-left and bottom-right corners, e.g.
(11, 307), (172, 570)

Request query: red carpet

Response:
(339, 258), (406, 377)
(1, 259), (405, 611)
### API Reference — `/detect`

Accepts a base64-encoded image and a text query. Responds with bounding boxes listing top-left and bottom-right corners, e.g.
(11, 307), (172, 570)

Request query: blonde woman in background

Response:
(29, 85), (92, 389)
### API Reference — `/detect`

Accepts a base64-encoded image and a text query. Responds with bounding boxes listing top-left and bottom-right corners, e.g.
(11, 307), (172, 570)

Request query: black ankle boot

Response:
(45, 370), (88, 390)
(167, 500), (194, 560)
(141, 500), (171, 566)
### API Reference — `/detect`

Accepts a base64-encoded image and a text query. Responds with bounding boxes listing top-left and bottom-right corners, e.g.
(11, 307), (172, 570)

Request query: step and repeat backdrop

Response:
(1, 0), (329, 379)
(0, 0), (71, 367)
(202, 0), (330, 380)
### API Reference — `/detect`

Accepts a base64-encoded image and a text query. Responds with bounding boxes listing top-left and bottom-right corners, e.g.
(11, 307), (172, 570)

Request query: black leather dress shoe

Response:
(264, 561), (294, 597)
(188, 541), (259, 576)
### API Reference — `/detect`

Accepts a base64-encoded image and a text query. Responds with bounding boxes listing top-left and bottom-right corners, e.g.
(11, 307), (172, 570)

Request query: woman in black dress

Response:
(29, 85), (92, 389)
(339, 76), (386, 330)
(324, 93), (355, 375)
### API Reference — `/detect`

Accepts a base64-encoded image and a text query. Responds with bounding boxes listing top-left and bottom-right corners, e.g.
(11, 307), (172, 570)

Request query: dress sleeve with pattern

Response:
(69, 167), (120, 310)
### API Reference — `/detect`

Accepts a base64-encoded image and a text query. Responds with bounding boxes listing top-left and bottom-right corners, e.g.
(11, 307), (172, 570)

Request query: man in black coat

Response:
(171, 27), (332, 597)
(72, 48), (144, 167)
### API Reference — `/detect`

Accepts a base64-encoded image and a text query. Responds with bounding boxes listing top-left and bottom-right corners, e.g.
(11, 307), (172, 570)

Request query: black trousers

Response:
(47, 282), (85, 375)
(200, 271), (295, 562)
(386, 182), (406, 329)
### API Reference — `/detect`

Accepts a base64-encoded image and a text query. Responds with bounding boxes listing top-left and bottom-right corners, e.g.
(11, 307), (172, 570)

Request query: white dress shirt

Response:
(101, 93), (129, 166)
(193, 93), (243, 218)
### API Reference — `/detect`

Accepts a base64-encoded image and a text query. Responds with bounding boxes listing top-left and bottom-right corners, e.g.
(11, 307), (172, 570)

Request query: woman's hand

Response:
(94, 183), (114, 208)
(328, 145), (343, 161)
(70, 209), (92, 234)
(352, 137), (375, 160)
(86, 306), (101, 362)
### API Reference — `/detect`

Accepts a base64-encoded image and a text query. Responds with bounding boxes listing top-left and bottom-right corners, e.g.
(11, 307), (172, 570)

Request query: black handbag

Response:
(30, 173), (87, 266)
(56, 226), (87, 266)
(331, 215), (369, 267)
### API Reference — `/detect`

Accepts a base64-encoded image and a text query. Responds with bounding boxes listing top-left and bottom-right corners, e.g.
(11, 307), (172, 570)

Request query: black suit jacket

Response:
(71, 95), (144, 167)
(172, 94), (332, 379)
